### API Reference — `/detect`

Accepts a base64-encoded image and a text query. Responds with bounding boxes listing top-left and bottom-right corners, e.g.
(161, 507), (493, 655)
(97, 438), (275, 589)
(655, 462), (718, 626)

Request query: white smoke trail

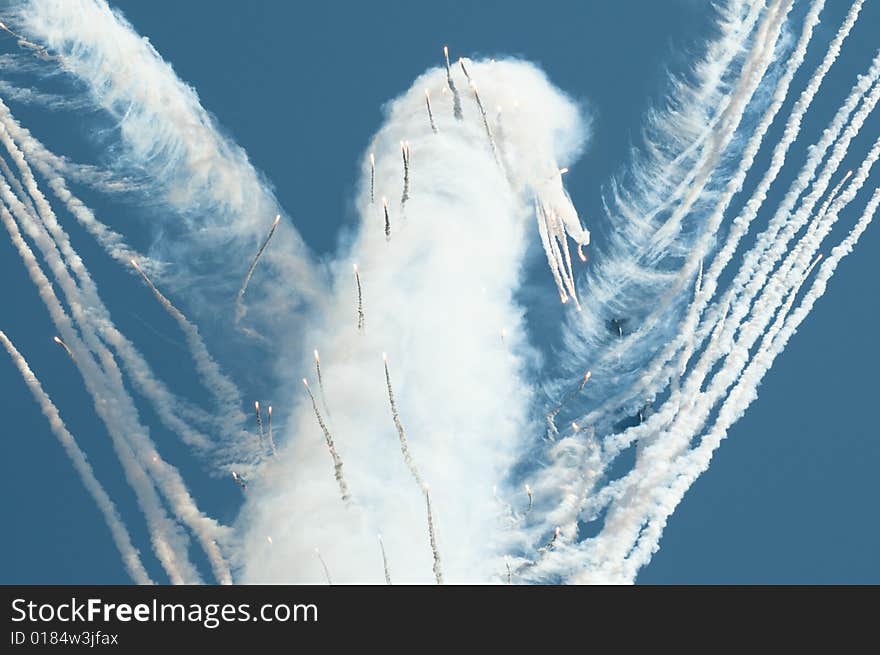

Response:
(315, 548), (332, 585)
(236, 214), (281, 325)
(383, 354), (424, 488)
(444, 46), (463, 121)
(0, 329), (153, 585)
(0, 79), (81, 109)
(425, 90), (438, 134)
(130, 257), (246, 431)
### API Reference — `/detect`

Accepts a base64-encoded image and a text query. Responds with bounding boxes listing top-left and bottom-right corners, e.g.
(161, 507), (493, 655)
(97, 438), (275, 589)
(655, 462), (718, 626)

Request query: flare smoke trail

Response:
(378, 534), (392, 584)
(236, 214), (281, 325)
(254, 400), (266, 453)
(424, 486), (443, 585)
(460, 59), (501, 165)
(425, 90), (438, 134)
(382, 196), (391, 240)
(546, 370), (591, 434)
(302, 379), (351, 502)
(314, 349), (330, 417)
(401, 141), (411, 206)
(0, 330), (153, 584)
(267, 405), (277, 457)
(383, 354), (423, 488)
(384, 354), (444, 582)
(130, 258), (246, 440)
(443, 46), (463, 120)
(369, 153), (375, 204)
(53, 335), (74, 359)
(315, 548), (332, 585)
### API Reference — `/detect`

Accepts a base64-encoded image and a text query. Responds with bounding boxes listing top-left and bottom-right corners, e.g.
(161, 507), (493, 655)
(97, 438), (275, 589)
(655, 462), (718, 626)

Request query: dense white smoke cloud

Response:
(238, 59), (590, 583)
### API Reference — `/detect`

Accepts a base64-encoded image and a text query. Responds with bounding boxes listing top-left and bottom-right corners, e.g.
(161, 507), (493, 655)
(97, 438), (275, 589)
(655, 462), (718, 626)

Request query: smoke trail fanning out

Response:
(1, 0), (877, 586)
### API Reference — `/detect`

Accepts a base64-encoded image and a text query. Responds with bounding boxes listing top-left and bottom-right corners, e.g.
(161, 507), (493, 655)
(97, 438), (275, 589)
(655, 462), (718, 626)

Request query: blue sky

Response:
(0, 0), (877, 583)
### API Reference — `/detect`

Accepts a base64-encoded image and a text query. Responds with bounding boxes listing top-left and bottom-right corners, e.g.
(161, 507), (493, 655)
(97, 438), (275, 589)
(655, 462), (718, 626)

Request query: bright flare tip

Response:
(314, 349), (320, 362)
(273, 214), (280, 226)
(53, 336), (62, 344)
